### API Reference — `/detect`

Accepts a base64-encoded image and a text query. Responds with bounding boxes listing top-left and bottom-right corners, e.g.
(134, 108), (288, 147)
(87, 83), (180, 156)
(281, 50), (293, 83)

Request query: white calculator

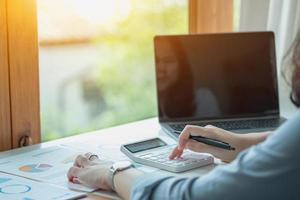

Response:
(120, 137), (214, 173)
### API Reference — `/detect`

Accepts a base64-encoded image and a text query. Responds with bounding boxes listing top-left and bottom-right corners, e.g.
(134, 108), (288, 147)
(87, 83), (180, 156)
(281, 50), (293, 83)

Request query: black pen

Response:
(174, 131), (236, 150)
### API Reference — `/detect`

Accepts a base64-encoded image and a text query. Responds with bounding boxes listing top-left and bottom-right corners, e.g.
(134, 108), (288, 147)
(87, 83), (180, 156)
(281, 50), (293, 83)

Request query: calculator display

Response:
(124, 138), (167, 153)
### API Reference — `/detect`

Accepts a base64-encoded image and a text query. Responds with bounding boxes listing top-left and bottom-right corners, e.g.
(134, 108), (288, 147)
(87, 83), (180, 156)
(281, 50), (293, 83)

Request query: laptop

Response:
(154, 31), (285, 139)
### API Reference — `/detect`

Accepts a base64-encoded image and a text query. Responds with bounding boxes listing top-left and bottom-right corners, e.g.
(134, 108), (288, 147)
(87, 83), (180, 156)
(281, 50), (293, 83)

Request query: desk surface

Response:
(0, 118), (215, 200)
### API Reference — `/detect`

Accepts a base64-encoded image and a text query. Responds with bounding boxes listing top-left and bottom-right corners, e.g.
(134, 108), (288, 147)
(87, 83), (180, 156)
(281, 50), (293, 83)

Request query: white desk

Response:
(0, 118), (216, 200)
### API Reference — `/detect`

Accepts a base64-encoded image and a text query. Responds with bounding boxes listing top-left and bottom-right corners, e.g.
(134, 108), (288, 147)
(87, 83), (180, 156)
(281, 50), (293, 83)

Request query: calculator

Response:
(120, 137), (214, 173)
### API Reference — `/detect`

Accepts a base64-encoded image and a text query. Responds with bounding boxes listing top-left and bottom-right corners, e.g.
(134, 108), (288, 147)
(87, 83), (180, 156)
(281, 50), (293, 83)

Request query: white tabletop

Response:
(0, 117), (217, 199)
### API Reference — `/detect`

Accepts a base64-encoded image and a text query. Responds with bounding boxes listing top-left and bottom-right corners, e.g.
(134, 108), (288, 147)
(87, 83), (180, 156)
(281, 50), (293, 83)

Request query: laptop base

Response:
(161, 117), (286, 140)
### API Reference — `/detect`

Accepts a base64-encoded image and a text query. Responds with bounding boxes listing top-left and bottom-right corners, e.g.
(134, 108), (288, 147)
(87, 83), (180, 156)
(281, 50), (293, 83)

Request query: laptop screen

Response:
(154, 32), (279, 122)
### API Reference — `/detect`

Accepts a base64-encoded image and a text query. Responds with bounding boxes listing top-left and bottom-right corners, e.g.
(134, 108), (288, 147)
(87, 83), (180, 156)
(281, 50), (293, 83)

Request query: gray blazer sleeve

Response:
(131, 112), (300, 200)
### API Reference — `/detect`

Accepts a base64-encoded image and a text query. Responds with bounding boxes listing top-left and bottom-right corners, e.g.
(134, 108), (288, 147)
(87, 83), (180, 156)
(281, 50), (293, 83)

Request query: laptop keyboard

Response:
(169, 118), (281, 132)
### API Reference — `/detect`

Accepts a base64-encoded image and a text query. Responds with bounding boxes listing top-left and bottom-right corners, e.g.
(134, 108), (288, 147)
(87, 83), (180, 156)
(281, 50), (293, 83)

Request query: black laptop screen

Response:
(154, 32), (279, 122)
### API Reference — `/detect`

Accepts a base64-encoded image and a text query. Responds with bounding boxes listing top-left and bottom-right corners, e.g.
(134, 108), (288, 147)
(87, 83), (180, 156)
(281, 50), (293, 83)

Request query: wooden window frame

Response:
(189, 0), (234, 34)
(0, 0), (11, 150)
(0, 0), (40, 151)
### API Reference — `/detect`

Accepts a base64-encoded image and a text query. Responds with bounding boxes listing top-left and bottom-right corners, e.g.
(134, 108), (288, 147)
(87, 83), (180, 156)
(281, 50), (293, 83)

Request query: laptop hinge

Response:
(165, 115), (279, 124)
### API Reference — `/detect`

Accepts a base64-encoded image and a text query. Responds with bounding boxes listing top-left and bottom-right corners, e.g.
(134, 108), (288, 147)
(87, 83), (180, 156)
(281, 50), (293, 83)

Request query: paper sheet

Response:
(0, 172), (85, 200)
(0, 146), (96, 192)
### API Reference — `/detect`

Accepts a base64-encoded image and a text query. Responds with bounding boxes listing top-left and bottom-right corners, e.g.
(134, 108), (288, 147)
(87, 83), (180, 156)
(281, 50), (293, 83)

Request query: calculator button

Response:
(174, 162), (183, 166)
(139, 154), (151, 158)
(139, 153), (151, 156)
(185, 160), (194, 164)
(160, 160), (168, 164)
(147, 157), (157, 161)
(140, 156), (152, 160)
(153, 152), (163, 155)
(139, 153), (152, 157)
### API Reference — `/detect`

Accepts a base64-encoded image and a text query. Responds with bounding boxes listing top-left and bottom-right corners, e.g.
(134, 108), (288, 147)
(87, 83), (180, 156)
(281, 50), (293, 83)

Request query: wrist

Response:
(224, 131), (245, 151)
(94, 163), (114, 191)
(107, 161), (134, 191)
(113, 168), (144, 199)
(236, 131), (271, 151)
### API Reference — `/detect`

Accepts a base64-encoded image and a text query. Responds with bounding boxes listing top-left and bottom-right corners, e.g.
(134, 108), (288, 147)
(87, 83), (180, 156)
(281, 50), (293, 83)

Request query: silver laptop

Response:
(154, 31), (285, 139)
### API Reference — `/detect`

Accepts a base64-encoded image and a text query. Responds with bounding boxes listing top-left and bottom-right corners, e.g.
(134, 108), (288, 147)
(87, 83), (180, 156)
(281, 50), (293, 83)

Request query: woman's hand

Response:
(68, 152), (144, 199)
(169, 125), (247, 162)
(67, 153), (113, 190)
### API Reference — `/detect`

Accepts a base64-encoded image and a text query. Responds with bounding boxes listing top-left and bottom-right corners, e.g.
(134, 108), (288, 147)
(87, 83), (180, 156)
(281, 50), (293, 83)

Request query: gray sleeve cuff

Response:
(130, 172), (173, 200)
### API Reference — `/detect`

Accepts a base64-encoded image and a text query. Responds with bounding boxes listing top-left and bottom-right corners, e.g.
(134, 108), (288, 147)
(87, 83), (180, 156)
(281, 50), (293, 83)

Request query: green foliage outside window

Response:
(42, 1), (187, 141)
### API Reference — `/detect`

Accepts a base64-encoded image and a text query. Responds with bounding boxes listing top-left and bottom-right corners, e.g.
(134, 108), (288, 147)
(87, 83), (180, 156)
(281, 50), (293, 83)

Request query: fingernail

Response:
(71, 177), (78, 183)
(73, 178), (80, 184)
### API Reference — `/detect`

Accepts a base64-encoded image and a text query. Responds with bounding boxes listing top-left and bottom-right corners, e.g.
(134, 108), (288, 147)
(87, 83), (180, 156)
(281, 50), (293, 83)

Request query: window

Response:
(0, 0), (241, 149)
(37, 0), (188, 141)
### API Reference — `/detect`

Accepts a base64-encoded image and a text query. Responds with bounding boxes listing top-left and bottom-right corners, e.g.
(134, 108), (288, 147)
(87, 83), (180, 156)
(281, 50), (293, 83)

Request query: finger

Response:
(178, 125), (210, 150)
(67, 166), (82, 180)
(190, 125), (224, 141)
(177, 125), (196, 150)
(169, 147), (177, 159)
(74, 155), (89, 168)
(84, 152), (93, 158)
(72, 177), (81, 184)
(169, 146), (183, 160)
(84, 152), (99, 159)
(186, 140), (221, 156)
(175, 148), (184, 159)
(84, 152), (100, 162)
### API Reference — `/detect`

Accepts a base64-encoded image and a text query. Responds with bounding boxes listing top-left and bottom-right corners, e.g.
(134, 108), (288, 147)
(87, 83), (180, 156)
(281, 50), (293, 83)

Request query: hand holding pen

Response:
(169, 125), (242, 163)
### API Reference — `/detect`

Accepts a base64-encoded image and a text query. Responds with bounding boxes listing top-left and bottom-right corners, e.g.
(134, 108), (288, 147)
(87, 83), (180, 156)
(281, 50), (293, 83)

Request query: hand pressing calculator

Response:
(120, 137), (214, 173)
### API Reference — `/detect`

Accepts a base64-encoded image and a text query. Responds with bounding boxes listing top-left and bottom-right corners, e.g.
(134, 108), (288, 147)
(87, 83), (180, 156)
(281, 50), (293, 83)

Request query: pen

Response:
(173, 131), (236, 150)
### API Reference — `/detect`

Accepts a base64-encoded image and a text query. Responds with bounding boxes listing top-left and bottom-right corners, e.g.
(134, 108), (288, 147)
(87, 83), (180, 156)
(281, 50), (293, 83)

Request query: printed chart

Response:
(0, 146), (96, 192)
(19, 164), (52, 173)
(0, 184), (31, 194)
(0, 177), (11, 184)
(0, 172), (84, 200)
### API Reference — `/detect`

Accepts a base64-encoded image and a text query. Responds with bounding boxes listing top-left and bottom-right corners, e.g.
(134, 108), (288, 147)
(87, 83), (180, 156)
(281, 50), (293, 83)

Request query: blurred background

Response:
(38, 0), (297, 141)
(38, 0), (188, 141)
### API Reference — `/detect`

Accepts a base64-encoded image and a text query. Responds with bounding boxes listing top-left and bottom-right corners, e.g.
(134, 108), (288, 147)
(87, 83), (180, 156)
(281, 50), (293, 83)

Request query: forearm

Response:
(112, 132), (271, 199)
(237, 131), (271, 150)
(212, 131), (272, 162)
(114, 168), (143, 200)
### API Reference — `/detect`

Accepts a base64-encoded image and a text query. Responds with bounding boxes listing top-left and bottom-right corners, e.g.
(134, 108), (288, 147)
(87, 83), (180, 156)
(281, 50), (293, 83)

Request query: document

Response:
(0, 172), (85, 200)
(0, 146), (97, 192)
